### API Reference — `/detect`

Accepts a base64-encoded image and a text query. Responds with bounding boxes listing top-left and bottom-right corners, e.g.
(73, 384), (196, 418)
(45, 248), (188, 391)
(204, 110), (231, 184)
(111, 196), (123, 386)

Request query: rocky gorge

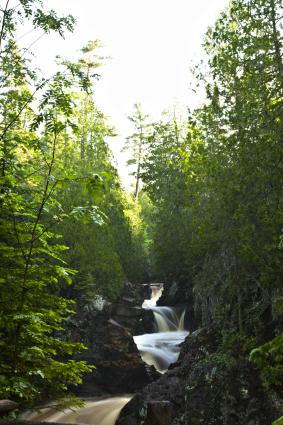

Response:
(1, 281), (281, 425)
(116, 282), (280, 425)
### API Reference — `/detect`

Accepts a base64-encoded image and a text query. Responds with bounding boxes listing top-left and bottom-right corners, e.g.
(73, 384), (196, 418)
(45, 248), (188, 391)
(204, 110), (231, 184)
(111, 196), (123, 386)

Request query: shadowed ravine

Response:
(23, 284), (188, 425)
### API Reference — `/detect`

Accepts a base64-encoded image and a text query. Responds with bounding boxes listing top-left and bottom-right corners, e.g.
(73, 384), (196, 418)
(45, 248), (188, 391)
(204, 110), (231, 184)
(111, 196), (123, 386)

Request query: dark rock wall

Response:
(117, 328), (278, 425)
(69, 282), (154, 396)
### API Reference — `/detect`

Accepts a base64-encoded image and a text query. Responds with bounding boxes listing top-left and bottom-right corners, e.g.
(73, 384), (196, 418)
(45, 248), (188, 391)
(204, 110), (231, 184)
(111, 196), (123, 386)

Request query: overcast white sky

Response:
(27, 0), (229, 188)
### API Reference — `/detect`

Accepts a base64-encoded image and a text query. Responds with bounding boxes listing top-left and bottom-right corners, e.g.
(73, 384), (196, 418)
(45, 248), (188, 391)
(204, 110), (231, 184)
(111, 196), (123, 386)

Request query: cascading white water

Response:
(22, 283), (187, 424)
(134, 330), (188, 372)
(134, 283), (188, 373)
(22, 397), (131, 425)
(142, 284), (164, 308)
(151, 306), (185, 332)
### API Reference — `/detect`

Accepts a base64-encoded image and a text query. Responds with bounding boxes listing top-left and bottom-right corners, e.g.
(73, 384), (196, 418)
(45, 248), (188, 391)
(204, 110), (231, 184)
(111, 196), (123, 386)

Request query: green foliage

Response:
(250, 294), (283, 391)
(0, 0), (145, 408)
(141, 0), (283, 332)
(0, 59), (94, 404)
(55, 92), (148, 303)
(139, 0), (283, 412)
(123, 103), (151, 199)
(272, 417), (283, 425)
(250, 333), (283, 388)
(2, 0), (282, 414)
(141, 113), (202, 284)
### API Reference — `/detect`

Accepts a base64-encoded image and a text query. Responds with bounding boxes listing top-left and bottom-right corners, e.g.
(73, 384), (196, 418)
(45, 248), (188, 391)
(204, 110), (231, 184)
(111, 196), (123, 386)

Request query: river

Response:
(134, 284), (188, 373)
(23, 283), (188, 425)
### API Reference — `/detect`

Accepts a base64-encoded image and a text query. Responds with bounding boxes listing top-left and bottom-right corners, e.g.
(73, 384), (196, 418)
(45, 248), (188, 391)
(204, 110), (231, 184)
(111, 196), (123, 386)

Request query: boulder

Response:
(138, 308), (155, 334)
(117, 327), (279, 425)
(0, 400), (19, 414)
(146, 401), (173, 425)
(0, 421), (78, 425)
(68, 281), (155, 396)
(72, 310), (150, 396)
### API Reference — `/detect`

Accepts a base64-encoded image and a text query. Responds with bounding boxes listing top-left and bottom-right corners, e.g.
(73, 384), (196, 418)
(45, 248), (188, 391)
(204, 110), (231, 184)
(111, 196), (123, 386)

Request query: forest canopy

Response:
(0, 0), (146, 406)
(0, 0), (282, 422)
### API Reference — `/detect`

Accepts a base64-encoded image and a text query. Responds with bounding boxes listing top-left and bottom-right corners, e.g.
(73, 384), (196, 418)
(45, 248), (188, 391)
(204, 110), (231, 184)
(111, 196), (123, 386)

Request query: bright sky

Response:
(28, 0), (229, 189)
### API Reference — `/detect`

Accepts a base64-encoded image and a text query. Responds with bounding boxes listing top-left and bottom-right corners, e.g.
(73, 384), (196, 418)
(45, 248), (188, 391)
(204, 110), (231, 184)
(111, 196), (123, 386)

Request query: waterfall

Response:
(134, 283), (189, 373)
(23, 283), (188, 423)
(134, 330), (188, 372)
(142, 283), (164, 308)
(179, 309), (186, 331)
(151, 306), (185, 332)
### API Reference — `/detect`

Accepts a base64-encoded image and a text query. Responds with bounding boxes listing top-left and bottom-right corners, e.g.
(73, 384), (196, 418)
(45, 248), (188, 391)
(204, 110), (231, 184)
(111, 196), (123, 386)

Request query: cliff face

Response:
(2, 281), (280, 425)
(117, 327), (278, 425)
(68, 282), (154, 396)
(61, 280), (280, 424)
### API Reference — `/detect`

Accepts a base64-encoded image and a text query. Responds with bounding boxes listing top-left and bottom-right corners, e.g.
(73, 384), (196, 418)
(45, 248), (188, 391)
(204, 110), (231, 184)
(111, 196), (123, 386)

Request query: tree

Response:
(0, 1), (100, 406)
(141, 112), (199, 283)
(140, 2), (283, 412)
(192, 0), (283, 332)
(124, 103), (151, 199)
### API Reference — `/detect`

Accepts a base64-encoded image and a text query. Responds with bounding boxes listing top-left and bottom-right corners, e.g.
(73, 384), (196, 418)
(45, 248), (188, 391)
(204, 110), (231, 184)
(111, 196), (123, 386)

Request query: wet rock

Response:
(117, 368), (184, 425)
(146, 401), (173, 425)
(142, 284), (152, 300)
(157, 281), (187, 307)
(144, 365), (162, 383)
(68, 281), (154, 396)
(72, 310), (150, 396)
(0, 400), (19, 414)
(112, 304), (141, 321)
(117, 327), (279, 425)
(139, 308), (155, 334)
(121, 281), (145, 309)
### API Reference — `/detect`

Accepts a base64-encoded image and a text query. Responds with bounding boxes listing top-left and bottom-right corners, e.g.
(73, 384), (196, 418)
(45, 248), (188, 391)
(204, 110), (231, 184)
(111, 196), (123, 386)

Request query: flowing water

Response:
(142, 284), (164, 308)
(134, 283), (189, 373)
(23, 283), (188, 424)
(22, 397), (131, 425)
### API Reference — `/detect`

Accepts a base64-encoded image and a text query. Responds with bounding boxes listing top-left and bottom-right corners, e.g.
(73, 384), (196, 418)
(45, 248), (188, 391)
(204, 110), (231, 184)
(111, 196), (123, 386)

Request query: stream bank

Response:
(117, 282), (280, 425)
(118, 326), (278, 425)
(67, 281), (153, 397)
(18, 281), (189, 425)
(6, 281), (280, 425)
